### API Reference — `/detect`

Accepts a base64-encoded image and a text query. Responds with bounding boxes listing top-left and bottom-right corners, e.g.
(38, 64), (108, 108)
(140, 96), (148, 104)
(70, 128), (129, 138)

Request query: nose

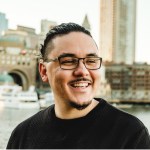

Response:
(73, 59), (89, 77)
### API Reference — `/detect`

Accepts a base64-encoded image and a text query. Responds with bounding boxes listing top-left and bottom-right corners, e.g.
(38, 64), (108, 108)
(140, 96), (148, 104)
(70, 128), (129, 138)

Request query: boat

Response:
(39, 92), (54, 108)
(112, 103), (133, 109)
(0, 84), (40, 109)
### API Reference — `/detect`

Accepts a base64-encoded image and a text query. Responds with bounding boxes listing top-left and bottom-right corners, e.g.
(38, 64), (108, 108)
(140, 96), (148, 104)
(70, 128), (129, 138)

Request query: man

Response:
(7, 22), (150, 149)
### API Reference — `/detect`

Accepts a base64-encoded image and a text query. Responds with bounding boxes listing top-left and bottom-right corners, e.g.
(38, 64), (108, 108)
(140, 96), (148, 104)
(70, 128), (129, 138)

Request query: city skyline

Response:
(0, 0), (150, 63)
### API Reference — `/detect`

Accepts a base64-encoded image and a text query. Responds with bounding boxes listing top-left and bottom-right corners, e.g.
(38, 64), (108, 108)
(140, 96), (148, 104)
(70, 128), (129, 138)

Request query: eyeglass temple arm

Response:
(44, 58), (58, 62)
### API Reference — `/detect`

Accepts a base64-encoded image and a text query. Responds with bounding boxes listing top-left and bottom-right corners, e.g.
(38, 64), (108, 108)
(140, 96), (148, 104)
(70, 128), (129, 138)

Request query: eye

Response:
(86, 58), (97, 64)
(60, 58), (78, 66)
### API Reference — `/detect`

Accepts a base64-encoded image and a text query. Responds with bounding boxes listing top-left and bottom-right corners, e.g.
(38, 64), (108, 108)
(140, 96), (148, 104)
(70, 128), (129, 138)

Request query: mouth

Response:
(70, 82), (89, 88)
(69, 78), (92, 89)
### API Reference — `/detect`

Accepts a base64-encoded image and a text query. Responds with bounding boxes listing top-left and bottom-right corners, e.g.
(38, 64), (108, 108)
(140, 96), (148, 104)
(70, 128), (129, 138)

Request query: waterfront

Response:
(0, 106), (39, 149)
(0, 104), (150, 149)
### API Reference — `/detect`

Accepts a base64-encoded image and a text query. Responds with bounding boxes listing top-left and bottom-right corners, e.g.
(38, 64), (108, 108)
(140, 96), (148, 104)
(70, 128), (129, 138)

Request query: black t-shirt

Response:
(6, 98), (150, 149)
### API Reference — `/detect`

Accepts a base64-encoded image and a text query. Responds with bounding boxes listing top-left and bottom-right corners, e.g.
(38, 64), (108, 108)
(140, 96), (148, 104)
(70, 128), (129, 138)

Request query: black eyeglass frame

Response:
(44, 56), (102, 70)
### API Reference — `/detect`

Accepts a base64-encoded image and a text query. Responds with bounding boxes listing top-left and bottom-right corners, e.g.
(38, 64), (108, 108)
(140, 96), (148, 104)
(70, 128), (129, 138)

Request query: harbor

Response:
(0, 72), (54, 110)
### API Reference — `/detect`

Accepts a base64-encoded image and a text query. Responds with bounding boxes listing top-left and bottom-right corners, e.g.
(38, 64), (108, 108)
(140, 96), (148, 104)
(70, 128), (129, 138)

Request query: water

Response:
(0, 107), (39, 149)
(0, 105), (150, 149)
(122, 105), (150, 132)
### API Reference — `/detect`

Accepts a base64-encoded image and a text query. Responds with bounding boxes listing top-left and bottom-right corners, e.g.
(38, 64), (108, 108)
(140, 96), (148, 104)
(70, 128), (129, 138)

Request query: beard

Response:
(69, 100), (92, 110)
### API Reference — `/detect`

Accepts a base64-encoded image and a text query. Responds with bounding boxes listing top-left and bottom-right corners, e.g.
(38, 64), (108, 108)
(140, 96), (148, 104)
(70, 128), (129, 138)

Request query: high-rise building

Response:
(0, 12), (8, 37)
(100, 0), (136, 64)
(39, 19), (57, 48)
(41, 19), (57, 34)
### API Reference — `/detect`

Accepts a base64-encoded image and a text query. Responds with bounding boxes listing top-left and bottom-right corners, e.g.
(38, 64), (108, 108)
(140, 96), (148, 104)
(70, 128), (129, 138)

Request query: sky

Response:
(0, 0), (150, 63)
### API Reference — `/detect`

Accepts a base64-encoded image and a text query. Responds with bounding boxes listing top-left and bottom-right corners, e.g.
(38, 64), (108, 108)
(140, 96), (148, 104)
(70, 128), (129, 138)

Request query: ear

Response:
(39, 62), (48, 82)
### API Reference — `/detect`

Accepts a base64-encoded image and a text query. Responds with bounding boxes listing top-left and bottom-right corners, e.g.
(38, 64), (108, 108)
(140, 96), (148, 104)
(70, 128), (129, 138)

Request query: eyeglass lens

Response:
(59, 57), (102, 70)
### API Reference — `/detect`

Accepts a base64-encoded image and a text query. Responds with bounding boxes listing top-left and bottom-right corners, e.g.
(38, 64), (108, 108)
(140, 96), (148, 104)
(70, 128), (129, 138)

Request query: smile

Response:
(69, 78), (92, 89)
(71, 82), (89, 88)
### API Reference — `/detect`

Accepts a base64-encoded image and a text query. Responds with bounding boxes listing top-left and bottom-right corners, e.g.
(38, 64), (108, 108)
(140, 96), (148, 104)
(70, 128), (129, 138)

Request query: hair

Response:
(40, 22), (93, 60)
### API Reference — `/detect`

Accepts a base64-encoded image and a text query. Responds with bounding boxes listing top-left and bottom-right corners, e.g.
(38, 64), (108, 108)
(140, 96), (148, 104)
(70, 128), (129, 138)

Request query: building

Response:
(0, 26), (39, 90)
(0, 19), (59, 92)
(1, 25), (39, 50)
(0, 12), (8, 37)
(41, 19), (57, 34)
(100, 0), (136, 64)
(0, 72), (14, 85)
(82, 14), (91, 31)
(105, 62), (150, 103)
(38, 20), (57, 50)
(17, 25), (39, 50)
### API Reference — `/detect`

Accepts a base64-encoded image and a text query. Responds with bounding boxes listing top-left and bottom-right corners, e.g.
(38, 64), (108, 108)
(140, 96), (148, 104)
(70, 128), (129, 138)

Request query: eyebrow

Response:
(59, 53), (75, 58)
(58, 53), (99, 58)
(86, 53), (99, 57)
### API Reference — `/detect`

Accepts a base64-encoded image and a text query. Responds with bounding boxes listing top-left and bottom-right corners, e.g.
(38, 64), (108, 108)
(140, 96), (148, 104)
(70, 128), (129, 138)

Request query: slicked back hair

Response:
(40, 22), (92, 60)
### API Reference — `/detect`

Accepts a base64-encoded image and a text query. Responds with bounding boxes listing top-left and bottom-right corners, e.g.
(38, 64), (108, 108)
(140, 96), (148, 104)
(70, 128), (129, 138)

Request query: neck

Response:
(54, 99), (99, 119)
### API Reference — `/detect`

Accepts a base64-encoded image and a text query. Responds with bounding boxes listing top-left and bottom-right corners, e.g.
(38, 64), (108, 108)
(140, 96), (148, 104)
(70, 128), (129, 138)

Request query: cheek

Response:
(91, 71), (101, 88)
(91, 70), (101, 81)
(49, 68), (69, 91)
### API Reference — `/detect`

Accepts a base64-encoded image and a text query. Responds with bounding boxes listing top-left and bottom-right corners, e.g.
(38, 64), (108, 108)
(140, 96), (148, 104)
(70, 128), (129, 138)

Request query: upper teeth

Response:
(73, 83), (88, 87)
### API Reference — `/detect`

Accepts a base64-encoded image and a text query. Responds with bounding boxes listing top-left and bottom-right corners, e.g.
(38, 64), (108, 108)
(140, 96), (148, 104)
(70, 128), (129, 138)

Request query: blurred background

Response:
(0, 0), (150, 148)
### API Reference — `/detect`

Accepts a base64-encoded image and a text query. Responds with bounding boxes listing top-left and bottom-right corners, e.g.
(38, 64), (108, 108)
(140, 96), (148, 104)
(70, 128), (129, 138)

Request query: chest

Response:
(24, 121), (128, 149)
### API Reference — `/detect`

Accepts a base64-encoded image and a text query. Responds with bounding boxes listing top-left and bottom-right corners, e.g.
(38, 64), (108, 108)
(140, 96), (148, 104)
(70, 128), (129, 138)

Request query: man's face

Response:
(40, 32), (101, 109)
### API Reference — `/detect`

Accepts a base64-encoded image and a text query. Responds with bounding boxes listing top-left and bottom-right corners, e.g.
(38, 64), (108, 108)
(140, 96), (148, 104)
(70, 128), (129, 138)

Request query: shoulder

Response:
(96, 98), (150, 147)
(12, 105), (54, 136)
(7, 105), (55, 148)
(96, 98), (146, 130)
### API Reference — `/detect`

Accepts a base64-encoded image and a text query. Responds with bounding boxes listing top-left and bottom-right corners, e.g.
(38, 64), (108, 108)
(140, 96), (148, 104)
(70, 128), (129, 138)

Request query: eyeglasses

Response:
(44, 56), (102, 70)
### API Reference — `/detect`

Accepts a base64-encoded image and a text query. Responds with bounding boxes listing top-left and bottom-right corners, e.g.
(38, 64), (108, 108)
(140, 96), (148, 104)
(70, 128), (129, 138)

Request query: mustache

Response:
(69, 77), (92, 84)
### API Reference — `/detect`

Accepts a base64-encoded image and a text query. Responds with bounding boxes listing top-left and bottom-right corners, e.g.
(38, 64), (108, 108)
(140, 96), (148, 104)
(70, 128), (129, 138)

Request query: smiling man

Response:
(7, 23), (150, 149)
(40, 30), (101, 118)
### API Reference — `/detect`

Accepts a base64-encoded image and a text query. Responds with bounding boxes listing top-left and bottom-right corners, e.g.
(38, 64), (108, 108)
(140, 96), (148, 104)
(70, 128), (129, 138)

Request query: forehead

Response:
(48, 32), (99, 57)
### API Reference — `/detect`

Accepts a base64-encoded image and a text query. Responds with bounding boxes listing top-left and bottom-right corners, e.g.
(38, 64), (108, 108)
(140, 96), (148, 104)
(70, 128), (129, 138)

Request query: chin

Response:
(69, 99), (92, 110)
